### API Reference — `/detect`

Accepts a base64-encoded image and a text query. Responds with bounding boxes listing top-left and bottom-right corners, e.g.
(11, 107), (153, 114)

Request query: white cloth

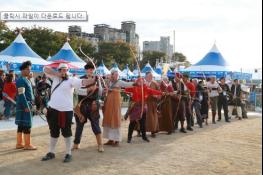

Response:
(103, 127), (122, 142)
(47, 76), (83, 111)
(49, 137), (58, 153)
(207, 82), (220, 97)
(64, 137), (72, 155)
(228, 105), (242, 118)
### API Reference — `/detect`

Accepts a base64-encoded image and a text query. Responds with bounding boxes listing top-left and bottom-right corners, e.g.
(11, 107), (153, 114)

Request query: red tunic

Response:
(125, 85), (162, 102)
(186, 82), (196, 98)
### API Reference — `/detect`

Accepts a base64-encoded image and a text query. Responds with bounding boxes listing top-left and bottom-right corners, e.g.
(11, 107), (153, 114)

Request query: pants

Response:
(46, 108), (73, 138)
(128, 113), (147, 140)
(192, 100), (202, 126)
(228, 105), (242, 118)
(174, 100), (186, 129)
(17, 125), (31, 134)
(73, 115), (101, 144)
(4, 100), (14, 118)
(210, 96), (218, 113)
(241, 101), (247, 118)
(217, 97), (229, 121)
(183, 99), (193, 128)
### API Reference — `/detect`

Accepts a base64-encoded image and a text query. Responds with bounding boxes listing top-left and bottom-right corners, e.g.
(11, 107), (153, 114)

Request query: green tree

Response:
(141, 51), (166, 68)
(0, 21), (16, 51)
(94, 41), (136, 69)
(172, 52), (191, 67)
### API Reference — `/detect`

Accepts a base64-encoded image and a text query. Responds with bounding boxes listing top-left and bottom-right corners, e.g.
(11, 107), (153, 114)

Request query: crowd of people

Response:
(0, 60), (250, 163)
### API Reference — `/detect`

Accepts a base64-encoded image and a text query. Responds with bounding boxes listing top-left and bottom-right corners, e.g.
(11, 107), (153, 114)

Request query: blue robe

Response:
(15, 77), (34, 128)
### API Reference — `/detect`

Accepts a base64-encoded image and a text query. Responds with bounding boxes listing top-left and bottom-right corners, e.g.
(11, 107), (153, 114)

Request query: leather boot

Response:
(23, 134), (37, 150)
(16, 132), (24, 149)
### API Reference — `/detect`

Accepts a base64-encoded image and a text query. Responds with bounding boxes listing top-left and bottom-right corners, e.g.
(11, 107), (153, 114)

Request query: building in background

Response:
(143, 36), (174, 61)
(69, 21), (140, 54)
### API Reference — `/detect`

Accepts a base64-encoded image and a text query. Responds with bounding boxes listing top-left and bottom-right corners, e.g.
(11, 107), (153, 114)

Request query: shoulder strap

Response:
(51, 79), (65, 95)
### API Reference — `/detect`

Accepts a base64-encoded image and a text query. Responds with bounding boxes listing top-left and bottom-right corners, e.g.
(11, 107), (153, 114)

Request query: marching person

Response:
(15, 61), (37, 150)
(145, 71), (160, 137)
(41, 63), (96, 163)
(200, 81), (210, 125)
(72, 62), (104, 152)
(125, 77), (163, 143)
(207, 76), (222, 124)
(217, 77), (231, 122)
(102, 70), (133, 147)
(228, 79), (242, 120)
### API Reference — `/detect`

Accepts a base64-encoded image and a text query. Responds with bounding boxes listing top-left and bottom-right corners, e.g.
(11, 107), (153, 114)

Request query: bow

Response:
(130, 47), (144, 118)
(79, 46), (107, 89)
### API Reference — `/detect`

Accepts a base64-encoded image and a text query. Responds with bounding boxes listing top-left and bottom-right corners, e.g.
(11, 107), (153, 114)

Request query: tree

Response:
(172, 52), (191, 67)
(0, 21), (16, 51)
(141, 51), (166, 68)
(94, 41), (136, 69)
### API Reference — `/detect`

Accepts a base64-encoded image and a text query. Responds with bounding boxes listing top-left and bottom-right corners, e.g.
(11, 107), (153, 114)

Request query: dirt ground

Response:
(0, 115), (262, 175)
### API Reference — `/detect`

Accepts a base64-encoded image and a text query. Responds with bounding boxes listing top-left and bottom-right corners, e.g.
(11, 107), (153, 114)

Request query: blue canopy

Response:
(95, 62), (110, 76)
(122, 64), (135, 80)
(110, 63), (126, 79)
(48, 42), (86, 69)
(0, 33), (48, 72)
(141, 63), (161, 80)
(155, 64), (162, 75)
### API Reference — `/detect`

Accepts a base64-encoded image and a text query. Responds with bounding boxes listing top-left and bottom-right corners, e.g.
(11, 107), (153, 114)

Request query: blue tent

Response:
(122, 64), (134, 80)
(155, 64), (162, 75)
(110, 63), (126, 79)
(181, 44), (252, 80)
(141, 63), (161, 80)
(0, 33), (48, 72)
(48, 42), (86, 69)
(95, 62), (110, 76)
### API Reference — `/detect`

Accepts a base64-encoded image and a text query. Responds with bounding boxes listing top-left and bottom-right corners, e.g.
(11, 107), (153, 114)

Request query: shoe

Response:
(127, 139), (131, 143)
(112, 141), (119, 147)
(212, 121), (216, 124)
(217, 119), (221, 121)
(238, 117), (242, 120)
(167, 131), (172, 135)
(187, 127), (193, 131)
(142, 137), (150, 142)
(23, 134), (37, 150)
(16, 132), (24, 149)
(42, 152), (55, 161)
(180, 128), (187, 133)
(104, 140), (113, 145)
(72, 144), (79, 150)
(225, 120), (231, 123)
(63, 154), (72, 163)
(98, 145), (104, 152)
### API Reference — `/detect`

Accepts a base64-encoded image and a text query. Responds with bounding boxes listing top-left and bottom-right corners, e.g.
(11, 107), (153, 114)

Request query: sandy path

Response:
(0, 115), (261, 175)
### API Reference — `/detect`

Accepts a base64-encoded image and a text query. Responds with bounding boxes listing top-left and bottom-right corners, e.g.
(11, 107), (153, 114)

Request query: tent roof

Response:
(194, 44), (229, 66)
(0, 33), (48, 65)
(95, 63), (110, 75)
(48, 42), (85, 63)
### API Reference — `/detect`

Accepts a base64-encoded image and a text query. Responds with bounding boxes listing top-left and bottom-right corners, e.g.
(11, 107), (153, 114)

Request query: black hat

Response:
(84, 62), (94, 70)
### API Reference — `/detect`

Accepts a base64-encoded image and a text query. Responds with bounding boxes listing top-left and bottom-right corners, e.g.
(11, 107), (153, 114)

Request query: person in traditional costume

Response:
(217, 77), (231, 122)
(72, 62), (104, 152)
(171, 72), (187, 133)
(192, 79), (204, 128)
(145, 71), (160, 137)
(200, 81), (210, 125)
(182, 74), (195, 131)
(228, 79), (242, 120)
(41, 63), (96, 163)
(102, 70), (133, 147)
(124, 77), (163, 143)
(207, 76), (222, 124)
(15, 61), (37, 150)
(158, 76), (175, 134)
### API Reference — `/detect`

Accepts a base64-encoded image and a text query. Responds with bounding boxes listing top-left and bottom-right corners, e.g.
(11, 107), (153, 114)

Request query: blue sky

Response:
(0, 0), (262, 73)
